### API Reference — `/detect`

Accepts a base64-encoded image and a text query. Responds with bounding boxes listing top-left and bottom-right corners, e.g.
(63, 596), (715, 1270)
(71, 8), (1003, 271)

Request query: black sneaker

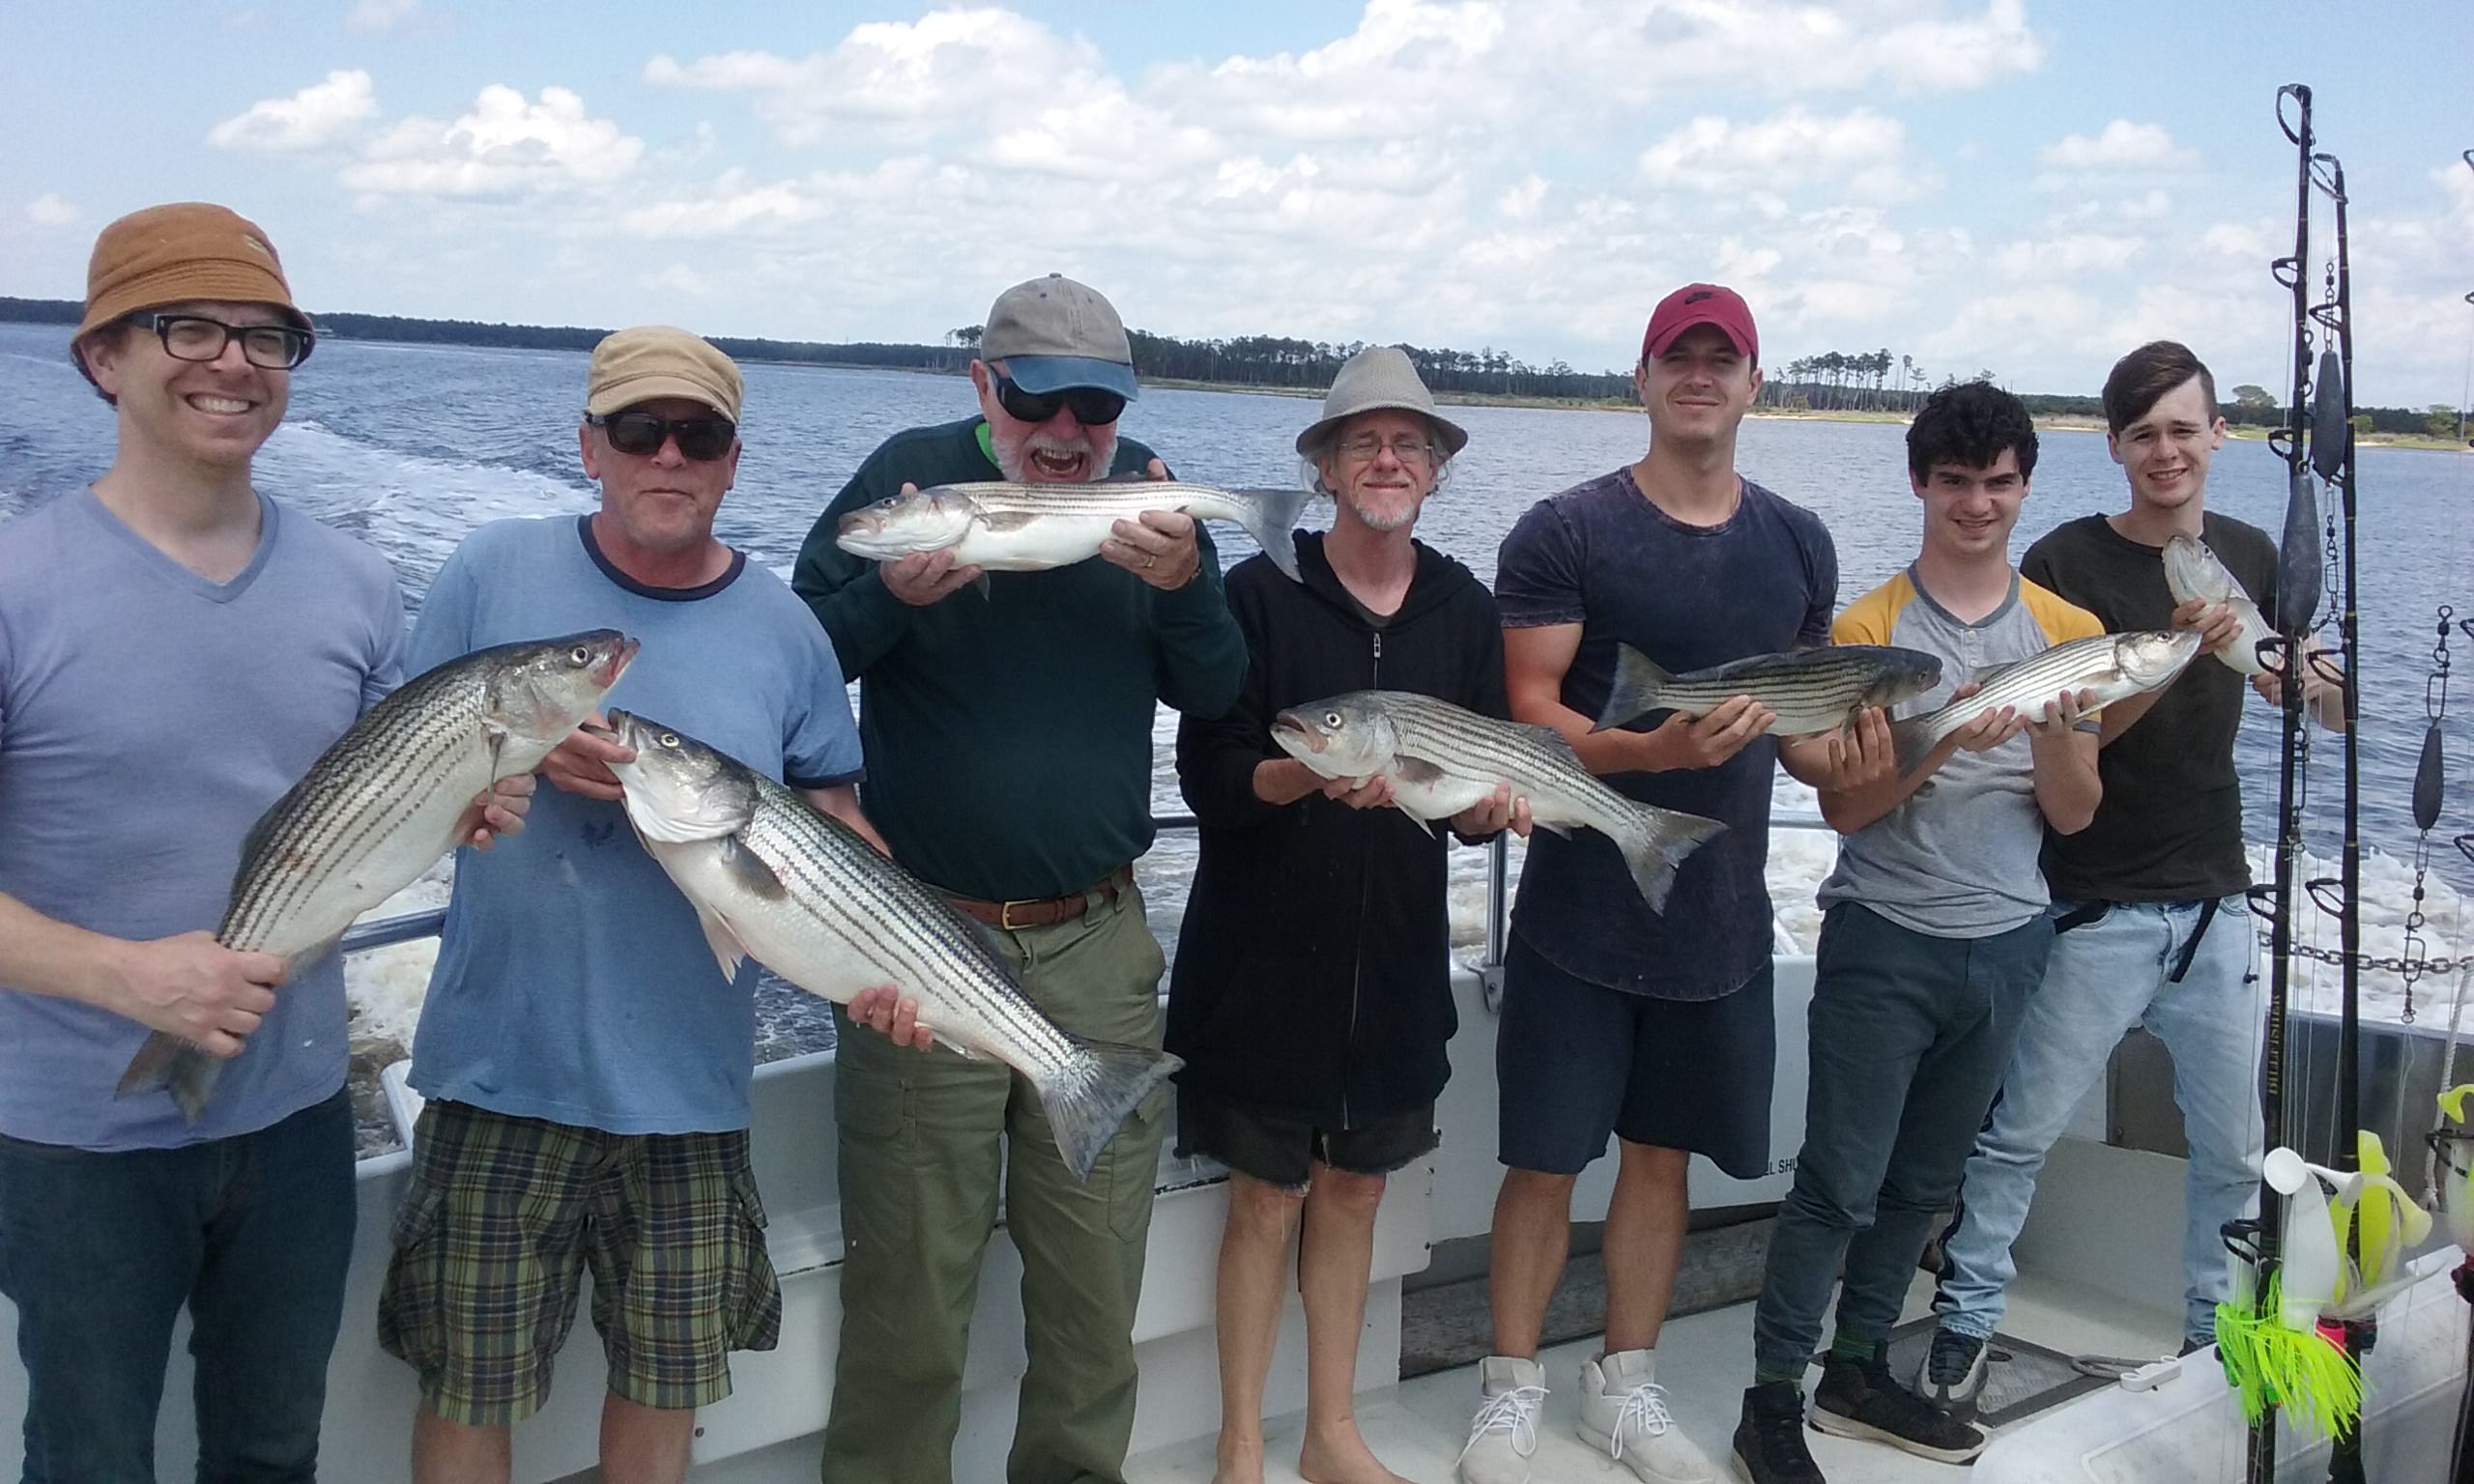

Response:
(1811, 1344), (1987, 1464)
(1915, 1327), (1990, 1421)
(1731, 1381), (1824, 1483)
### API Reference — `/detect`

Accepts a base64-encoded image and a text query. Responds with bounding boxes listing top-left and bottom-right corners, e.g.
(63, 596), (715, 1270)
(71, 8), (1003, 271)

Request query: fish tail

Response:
(1594, 644), (1671, 732)
(1040, 1035), (1183, 1183)
(116, 1034), (220, 1125)
(1889, 716), (1939, 777)
(1611, 803), (1726, 913)
(1232, 488), (1309, 582)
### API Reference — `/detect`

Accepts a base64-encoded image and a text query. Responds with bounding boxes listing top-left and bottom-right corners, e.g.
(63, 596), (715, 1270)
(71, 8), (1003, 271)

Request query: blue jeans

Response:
(1933, 896), (2262, 1346)
(0, 1090), (355, 1484)
(1751, 905), (2050, 1378)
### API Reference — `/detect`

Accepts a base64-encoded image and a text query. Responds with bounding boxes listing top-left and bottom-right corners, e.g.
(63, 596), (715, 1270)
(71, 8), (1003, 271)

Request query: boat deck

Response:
(1125, 1269), (2181, 1484)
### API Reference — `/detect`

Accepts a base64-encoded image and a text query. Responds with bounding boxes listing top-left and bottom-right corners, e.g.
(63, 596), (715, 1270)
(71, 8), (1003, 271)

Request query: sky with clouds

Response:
(8, 1), (2471, 406)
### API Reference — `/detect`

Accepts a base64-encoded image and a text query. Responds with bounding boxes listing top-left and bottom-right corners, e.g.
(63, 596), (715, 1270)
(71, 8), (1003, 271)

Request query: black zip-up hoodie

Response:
(1167, 530), (1508, 1127)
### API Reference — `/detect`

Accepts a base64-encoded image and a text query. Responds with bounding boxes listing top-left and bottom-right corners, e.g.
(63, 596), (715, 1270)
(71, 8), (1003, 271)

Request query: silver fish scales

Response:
(117, 630), (637, 1123)
(1596, 643), (1943, 735)
(1886, 630), (2201, 775)
(834, 476), (1309, 581)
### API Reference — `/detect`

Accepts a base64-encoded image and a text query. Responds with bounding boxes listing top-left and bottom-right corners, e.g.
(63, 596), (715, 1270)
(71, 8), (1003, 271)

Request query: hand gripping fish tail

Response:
(115, 1035), (220, 1125)
(1047, 1035), (1184, 1184)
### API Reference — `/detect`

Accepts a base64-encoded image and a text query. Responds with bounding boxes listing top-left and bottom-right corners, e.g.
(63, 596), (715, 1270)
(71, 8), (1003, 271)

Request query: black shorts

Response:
(1495, 933), (1775, 1180)
(1175, 1089), (1438, 1192)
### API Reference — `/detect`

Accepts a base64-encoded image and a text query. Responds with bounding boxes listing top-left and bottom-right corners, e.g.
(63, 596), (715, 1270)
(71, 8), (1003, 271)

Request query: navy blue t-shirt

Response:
(1494, 468), (1835, 1000)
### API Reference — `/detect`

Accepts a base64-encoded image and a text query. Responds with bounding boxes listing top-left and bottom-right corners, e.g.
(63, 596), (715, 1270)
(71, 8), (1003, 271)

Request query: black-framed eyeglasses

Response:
(587, 410), (737, 462)
(993, 375), (1125, 427)
(130, 312), (314, 370)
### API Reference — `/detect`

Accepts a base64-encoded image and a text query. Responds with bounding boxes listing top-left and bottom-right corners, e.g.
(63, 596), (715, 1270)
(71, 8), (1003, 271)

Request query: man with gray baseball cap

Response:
(1169, 346), (1525, 1484)
(793, 275), (1247, 1484)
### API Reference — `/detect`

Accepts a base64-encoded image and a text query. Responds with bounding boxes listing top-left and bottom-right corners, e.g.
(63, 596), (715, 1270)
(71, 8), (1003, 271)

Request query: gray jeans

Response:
(1751, 904), (2052, 1378)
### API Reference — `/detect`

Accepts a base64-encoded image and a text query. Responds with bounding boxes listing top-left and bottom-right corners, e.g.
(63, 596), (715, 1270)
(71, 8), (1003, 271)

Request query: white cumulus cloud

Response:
(348, 0), (419, 33)
(1639, 107), (1928, 203)
(2041, 120), (2193, 169)
(25, 192), (76, 227)
(342, 85), (642, 197)
(208, 70), (378, 153)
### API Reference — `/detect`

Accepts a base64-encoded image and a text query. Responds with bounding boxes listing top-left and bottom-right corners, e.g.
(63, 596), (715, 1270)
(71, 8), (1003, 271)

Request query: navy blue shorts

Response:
(1495, 933), (1775, 1180)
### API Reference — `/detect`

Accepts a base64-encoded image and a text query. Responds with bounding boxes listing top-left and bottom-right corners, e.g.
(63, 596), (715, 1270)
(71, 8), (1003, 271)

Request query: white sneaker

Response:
(1456, 1355), (1547, 1484)
(1575, 1349), (1720, 1484)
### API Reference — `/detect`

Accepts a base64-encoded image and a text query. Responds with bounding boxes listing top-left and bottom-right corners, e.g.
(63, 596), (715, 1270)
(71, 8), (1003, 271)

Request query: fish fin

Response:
(694, 905), (751, 980)
(1595, 644), (1671, 732)
(1039, 1034), (1182, 1183)
(116, 1035), (220, 1125)
(1400, 813), (1438, 839)
(929, 1029), (982, 1060)
(1968, 663), (2005, 685)
(1389, 755), (1447, 785)
(482, 718), (508, 774)
(715, 834), (789, 900)
(287, 928), (350, 981)
(975, 509), (1044, 532)
(972, 571), (992, 601)
(1889, 717), (1938, 777)
(1233, 487), (1308, 582)
(1530, 819), (1575, 839)
(1515, 722), (1585, 766)
(1608, 803), (1726, 913)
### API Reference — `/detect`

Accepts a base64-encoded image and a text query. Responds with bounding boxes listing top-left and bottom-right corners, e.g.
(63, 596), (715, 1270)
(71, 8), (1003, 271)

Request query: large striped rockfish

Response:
(1595, 643), (1944, 736)
(1269, 691), (1726, 913)
(596, 709), (1179, 1183)
(833, 475), (1309, 581)
(119, 630), (639, 1122)
(1887, 630), (2201, 775)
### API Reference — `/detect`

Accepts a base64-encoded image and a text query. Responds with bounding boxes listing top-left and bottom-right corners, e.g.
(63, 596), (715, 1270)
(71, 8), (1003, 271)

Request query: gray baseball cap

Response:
(1295, 345), (1468, 457)
(979, 273), (1139, 401)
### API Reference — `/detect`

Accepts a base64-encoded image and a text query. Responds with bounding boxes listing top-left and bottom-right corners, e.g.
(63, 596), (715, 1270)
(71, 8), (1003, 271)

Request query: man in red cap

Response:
(1460, 284), (1857, 1484)
(0, 202), (527, 1481)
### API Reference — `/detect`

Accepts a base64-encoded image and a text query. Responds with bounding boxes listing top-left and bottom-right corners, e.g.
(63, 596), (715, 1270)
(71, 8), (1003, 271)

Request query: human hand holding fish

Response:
(2172, 597), (2251, 666)
(1639, 693), (1777, 772)
(1942, 680), (2028, 755)
(2025, 688), (2098, 742)
(450, 772), (536, 851)
(1100, 461), (1200, 589)
(103, 931), (283, 1060)
(540, 710), (634, 802)
(1797, 707), (1898, 794)
(1448, 782), (1535, 840)
(847, 985), (936, 1052)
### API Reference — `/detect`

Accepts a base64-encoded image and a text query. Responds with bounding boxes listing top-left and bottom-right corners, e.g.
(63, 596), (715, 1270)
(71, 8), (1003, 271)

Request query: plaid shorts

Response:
(377, 1100), (781, 1425)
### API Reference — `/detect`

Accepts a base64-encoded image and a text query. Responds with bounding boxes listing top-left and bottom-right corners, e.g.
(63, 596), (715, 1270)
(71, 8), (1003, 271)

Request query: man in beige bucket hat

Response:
(0, 201), (532, 1479)
(1170, 345), (1529, 1484)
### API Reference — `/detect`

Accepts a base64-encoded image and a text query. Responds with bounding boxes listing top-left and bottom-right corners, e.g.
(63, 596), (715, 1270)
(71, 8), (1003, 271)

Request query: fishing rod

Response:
(2229, 81), (2321, 1484)
(2301, 140), (2368, 1484)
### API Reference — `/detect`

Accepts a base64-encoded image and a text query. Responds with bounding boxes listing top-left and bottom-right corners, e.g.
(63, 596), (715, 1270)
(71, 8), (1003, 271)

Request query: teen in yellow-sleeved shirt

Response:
(1733, 382), (2104, 1484)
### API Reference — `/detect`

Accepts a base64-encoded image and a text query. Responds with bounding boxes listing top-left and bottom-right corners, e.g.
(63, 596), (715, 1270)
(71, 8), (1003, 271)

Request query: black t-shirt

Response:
(2019, 511), (2276, 902)
(1493, 469), (1836, 1000)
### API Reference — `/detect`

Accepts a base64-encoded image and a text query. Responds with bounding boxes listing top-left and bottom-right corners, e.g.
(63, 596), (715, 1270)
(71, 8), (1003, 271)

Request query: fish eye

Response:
(659, 732), (680, 749)
(570, 644), (591, 664)
(1324, 711), (1342, 727)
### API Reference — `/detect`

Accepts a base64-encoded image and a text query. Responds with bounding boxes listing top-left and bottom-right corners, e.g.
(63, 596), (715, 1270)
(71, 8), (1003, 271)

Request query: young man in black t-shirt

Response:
(1922, 341), (2343, 1416)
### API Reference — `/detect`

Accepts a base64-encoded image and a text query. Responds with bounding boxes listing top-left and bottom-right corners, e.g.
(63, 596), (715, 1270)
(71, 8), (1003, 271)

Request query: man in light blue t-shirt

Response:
(377, 327), (914, 1484)
(0, 205), (528, 1482)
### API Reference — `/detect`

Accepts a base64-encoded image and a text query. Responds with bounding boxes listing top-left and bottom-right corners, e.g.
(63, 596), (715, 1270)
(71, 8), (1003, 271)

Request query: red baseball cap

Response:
(1641, 283), (1758, 363)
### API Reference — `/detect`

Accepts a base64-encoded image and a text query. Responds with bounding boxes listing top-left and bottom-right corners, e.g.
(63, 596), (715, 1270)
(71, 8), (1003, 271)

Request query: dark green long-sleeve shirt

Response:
(791, 415), (1249, 901)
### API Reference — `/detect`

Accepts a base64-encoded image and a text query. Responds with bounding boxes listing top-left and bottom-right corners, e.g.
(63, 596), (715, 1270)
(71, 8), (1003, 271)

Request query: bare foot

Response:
(1298, 1426), (1414, 1484)
(1213, 1429), (1269, 1484)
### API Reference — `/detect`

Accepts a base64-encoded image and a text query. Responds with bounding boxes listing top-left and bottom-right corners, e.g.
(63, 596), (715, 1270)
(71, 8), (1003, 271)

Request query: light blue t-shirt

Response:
(407, 515), (864, 1134)
(0, 489), (407, 1151)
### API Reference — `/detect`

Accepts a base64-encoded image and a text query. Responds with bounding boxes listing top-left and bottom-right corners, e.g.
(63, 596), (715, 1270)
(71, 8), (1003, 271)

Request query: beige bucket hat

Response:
(1294, 345), (1468, 457)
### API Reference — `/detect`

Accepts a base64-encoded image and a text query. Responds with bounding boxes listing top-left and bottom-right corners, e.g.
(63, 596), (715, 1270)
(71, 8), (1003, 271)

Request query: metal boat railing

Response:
(337, 810), (1841, 969)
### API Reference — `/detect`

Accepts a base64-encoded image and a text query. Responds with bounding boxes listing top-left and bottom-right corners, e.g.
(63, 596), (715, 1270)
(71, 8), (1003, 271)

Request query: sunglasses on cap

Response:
(587, 410), (736, 461)
(993, 375), (1125, 427)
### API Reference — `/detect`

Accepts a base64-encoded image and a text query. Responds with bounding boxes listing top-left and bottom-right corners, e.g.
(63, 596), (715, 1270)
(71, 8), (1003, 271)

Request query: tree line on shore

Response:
(3, 297), (2458, 440)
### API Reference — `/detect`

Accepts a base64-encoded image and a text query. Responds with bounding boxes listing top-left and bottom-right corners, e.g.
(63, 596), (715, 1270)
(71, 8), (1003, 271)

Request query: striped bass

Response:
(120, 630), (639, 1122)
(1270, 691), (1726, 912)
(597, 710), (1178, 1183)
(2163, 532), (2278, 677)
(834, 475), (1309, 581)
(1596, 643), (1943, 735)
(1888, 630), (2201, 775)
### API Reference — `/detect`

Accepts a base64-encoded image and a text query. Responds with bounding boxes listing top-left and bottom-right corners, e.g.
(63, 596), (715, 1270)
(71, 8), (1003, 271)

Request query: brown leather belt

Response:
(946, 867), (1133, 931)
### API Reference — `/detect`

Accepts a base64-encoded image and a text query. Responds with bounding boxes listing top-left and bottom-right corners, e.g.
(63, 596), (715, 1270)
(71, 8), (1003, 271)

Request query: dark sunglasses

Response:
(588, 410), (736, 461)
(993, 375), (1125, 427)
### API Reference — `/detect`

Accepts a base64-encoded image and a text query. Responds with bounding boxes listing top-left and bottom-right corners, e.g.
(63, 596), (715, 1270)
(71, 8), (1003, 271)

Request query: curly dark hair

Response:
(1906, 380), (2037, 484)
(2101, 340), (2216, 435)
